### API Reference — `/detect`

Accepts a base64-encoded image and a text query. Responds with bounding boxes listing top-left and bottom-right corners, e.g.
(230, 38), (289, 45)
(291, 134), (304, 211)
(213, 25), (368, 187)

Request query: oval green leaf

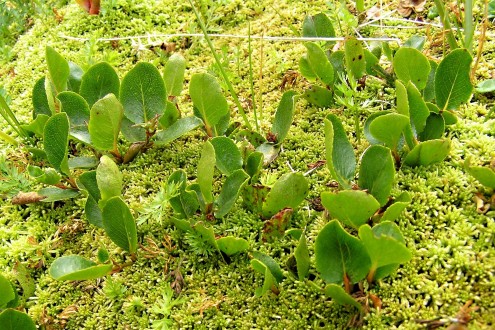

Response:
(44, 112), (70, 175)
(404, 139), (451, 167)
(315, 220), (371, 284)
(262, 172), (309, 218)
(381, 191), (411, 222)
(325, 114), (356, 188)
(102, 196), (138, 254)
(324, 284), (363, 311)
(190, 73), (229, 136)
(121, 62), (167, 124)
(0, 309), (36, 330)
(321, 190), (380, 229)
(49, 255), (112, 280)
(38, 187), (80, 202)
(96, 155), (122, 203)
(88, 94), (123, 151)
(344, 37), (366, 79)
(214, 169), (249, 218)
(198, 141), (216, 205)
(271, 91), (298, 143)
(0, 274), (15, 307)
(164, 53), (186, 97)
(435, 49), (473, 111)
(303, 43), (334, 86)
(393, 47), (430, 90)
(369, 113), (409, 151)
(358, 145), (395, 206)
(32, 77), (52, 118)
(58, 91), (91, 143)
(217, 236), (249, 256)
(79, 62), (120, 108)
(211, 136), (243, 176)
(46, 46), (69, 94)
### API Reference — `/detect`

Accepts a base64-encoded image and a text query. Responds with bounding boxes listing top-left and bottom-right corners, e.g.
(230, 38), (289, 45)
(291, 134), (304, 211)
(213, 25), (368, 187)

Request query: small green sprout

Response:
(151, 285), (184, 330)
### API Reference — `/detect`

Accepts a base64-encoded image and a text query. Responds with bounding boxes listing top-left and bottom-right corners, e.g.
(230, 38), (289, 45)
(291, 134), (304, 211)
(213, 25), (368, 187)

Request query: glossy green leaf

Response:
(364, 49), (379, 75)
(214, 169), (249, 218)
(217, 236), (249, 256)
(97, 247), (110, 263)
(211, 137), (243, 175)
(67, 61), (84, 93)
(324, 114), (356, 188)
(419, 112), (445, 141)
(155, 116), (202, 145)
(393, 47), (430, 90)
(96, 155), (122, 203)
(32, 77), (52, 118)
(358, 145), (395, 206)
(475, 79), (495, 93)
(262, 172), (309, 218)
(251, 259), (277, 296)
(381, 191), (411, 222)
(404, 139), (451, 167)
(303, 43), (334, 86)
(38, 187), (80, 202)
(251, 251), (284, 284)
(102, 196), (138, 253)
(190, 73), (229, 136)
(28, 165), (61, 185)
(198, 141), (215, 204)
(88, 94), (123, 151)
(164, 53), (186, 97)
(58, 91), (91, 143)
(315, 220), (371, 284)
(271, 91), (298, 143)
(49, 255), (112, 280)
(302, 13), (335, 41)
(465, 158), (495, 189)
(369, 113), (409, 151)
(329, 51), (345, 82)
(344, 37), (366, 79)
(301, 85), (333, 108)
(46, 46), (69, 94)
(294, 233), (310, 281)
(321, 190), (380, 229)
(44, 112), (70, 175)
(396, 81), (415, 149)
(79, 62), (120, 107)
(121, 62), (167, 124)
(435, 49), (473, 111)
(426, 102), (458, 126)
(299, 57), (316, 81)
(364, 111), (391, 145)
(324, 284), (363, 311)
(0, 273), (15, 307)
(0, 309), (36, 330)
(79, 170), (103, 227)
(44, 75), (56, 114)
(359, 222), (412, 281)
(407, 82), (430, 136)
(423, 60), (437, 102)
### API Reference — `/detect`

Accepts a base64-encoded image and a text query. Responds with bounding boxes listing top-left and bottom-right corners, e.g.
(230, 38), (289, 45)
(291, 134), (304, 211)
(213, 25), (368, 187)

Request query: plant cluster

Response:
(0, 1), (492, 327)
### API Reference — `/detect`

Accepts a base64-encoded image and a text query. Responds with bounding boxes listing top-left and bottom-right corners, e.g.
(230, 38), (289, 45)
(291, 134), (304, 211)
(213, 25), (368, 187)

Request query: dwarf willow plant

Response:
(49, 156), (138, 281)
(0, 272), (36, 329)
(365, 48), (473, 167)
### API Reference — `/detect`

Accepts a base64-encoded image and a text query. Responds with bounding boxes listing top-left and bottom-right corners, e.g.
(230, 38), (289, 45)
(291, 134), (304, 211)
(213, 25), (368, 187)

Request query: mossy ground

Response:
(1, 0), (495, 329)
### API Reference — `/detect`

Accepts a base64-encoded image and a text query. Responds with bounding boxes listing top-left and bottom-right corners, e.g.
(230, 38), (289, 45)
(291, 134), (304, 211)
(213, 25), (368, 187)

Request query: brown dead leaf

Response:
(12, 191), (45, 205)
(397, 0), (426, 17)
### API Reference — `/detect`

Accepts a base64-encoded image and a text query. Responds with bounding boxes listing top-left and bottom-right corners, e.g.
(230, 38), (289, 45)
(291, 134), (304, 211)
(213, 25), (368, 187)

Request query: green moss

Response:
(1, 0), (495, 328)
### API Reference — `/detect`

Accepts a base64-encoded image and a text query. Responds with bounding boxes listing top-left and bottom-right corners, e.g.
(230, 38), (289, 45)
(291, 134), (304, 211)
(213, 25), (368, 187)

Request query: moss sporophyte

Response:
(0, 0), (494, 328)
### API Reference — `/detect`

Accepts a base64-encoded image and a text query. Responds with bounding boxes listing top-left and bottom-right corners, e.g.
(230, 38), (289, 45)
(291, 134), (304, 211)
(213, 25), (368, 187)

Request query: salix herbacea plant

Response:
(0, 270), (36, 329)
(48, 155), (138, 281)
(365, 47), (473, 167)
(465, 157), (495, 213)
(307, 113), (412, 311)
